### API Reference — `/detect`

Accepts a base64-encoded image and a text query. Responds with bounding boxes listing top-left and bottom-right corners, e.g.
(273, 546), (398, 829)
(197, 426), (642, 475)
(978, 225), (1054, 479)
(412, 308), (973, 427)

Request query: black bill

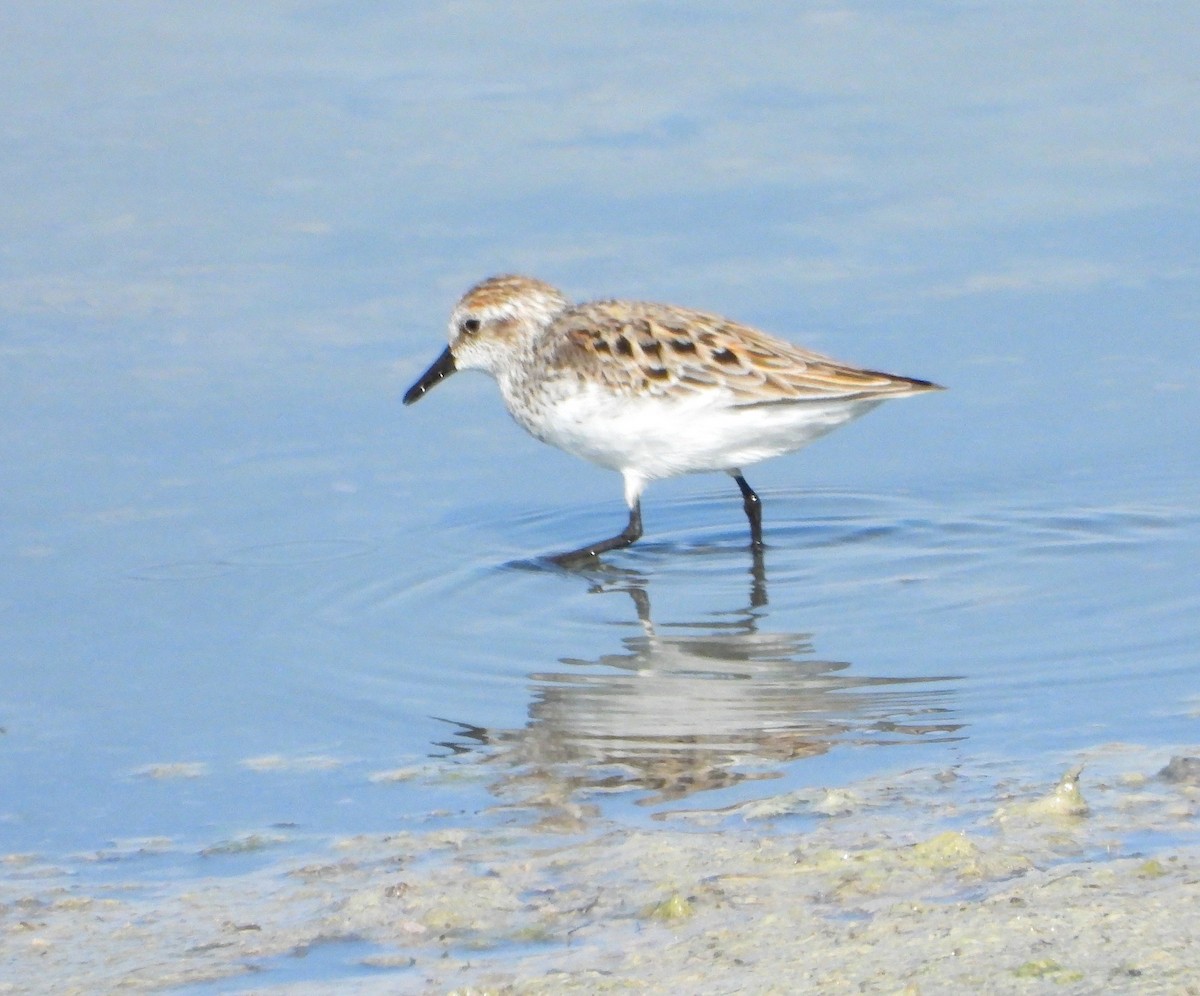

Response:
(403, 346), (457, 405)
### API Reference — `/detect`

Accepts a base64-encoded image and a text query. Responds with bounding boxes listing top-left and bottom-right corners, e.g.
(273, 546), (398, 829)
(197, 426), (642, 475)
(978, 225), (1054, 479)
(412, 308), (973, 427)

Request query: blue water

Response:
(2, 0), (1198, 883)
(171, 937), (408, 995)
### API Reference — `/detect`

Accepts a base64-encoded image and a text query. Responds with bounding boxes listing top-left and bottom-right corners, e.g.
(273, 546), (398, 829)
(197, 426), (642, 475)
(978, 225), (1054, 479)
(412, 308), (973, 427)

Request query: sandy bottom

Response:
(3, 744), (1199, 995)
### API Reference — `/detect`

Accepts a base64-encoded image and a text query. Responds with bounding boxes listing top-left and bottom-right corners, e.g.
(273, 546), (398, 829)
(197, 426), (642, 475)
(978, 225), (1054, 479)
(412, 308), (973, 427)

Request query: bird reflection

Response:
(437, 553), (962, 824)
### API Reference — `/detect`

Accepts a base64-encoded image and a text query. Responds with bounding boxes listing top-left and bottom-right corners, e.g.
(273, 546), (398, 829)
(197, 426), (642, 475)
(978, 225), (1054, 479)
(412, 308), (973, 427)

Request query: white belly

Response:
(511, 385), (883, 481)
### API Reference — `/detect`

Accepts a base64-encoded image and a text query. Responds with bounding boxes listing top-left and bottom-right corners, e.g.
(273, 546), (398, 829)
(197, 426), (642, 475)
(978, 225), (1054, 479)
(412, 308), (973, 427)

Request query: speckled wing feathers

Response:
(540, 300), (935, 404)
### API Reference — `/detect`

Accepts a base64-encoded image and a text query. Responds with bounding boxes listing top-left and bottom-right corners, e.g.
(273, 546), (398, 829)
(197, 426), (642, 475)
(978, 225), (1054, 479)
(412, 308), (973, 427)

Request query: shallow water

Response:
(2, 0), (1199, 980)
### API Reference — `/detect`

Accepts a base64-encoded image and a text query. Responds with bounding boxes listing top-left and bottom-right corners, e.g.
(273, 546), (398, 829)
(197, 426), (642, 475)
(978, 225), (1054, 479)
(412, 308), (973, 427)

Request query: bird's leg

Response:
(732, 474), (765, 550)
(548, 500), (643, 567)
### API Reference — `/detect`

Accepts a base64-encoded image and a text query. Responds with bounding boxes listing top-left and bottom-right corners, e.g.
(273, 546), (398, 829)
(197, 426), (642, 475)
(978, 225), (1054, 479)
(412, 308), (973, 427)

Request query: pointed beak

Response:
(403, 346), (457, 405)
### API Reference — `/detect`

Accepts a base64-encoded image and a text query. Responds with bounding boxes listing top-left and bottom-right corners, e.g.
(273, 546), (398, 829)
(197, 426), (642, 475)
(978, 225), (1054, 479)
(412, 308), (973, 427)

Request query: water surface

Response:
(2, 0), (1197, 901)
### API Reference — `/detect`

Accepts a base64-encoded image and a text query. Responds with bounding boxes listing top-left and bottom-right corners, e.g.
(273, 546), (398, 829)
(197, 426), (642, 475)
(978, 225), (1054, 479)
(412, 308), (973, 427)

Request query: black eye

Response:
(461, 318), (481, 335)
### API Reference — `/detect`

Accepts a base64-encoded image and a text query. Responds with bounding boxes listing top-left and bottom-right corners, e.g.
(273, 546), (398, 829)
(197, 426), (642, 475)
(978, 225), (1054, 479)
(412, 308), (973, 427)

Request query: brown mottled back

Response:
(539, 299), (939, 403)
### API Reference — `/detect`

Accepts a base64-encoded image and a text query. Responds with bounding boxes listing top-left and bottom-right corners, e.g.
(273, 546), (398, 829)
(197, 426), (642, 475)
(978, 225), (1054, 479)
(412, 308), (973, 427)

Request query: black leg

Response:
(733, 474), (764, 550)
(549, 501), (643, 567)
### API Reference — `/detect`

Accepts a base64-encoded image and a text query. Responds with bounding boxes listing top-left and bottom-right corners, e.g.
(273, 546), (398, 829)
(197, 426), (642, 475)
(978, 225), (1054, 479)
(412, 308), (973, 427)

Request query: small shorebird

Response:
(405, 275), (941, 564)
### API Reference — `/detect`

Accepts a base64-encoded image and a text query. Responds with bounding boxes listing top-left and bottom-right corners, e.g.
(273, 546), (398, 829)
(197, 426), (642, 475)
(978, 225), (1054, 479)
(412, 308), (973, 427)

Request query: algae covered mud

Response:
(3, 744), (1198, 994)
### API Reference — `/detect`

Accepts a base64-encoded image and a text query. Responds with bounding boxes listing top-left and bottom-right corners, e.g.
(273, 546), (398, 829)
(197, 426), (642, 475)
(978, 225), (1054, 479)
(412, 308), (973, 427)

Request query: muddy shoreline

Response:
(3, 744), (1198, 994)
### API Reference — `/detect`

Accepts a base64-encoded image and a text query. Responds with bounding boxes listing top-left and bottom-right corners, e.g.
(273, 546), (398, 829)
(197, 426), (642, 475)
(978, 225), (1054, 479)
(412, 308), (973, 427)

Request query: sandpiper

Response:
(405, 275), (941, 564)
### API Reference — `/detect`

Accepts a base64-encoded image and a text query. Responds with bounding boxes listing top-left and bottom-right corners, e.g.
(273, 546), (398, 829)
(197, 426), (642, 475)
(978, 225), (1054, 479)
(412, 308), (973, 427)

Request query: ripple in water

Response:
(268, 488), (1197, 822)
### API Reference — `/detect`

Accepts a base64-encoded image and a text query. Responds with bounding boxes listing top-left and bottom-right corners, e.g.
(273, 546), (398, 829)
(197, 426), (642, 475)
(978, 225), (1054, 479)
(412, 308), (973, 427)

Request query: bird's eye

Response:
(461, 318), (481, 335)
